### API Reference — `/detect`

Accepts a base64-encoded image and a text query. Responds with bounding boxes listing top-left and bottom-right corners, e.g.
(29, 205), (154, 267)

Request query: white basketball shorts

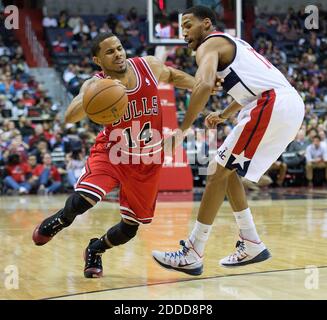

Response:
(215, 87), (305, 182)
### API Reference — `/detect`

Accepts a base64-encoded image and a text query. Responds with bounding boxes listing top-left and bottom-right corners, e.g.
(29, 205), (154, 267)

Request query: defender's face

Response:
(182, 14), (206, 51)
(95, 36), (127, 73)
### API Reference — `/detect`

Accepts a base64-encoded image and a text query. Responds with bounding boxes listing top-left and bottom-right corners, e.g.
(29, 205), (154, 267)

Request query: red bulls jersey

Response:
(91, 57), (163, 161)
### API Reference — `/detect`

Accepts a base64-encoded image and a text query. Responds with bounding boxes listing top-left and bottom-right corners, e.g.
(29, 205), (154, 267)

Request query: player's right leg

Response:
(152, 161), (231, 276)
(32, 192), (97, 245)
(83, 218), (139, 278)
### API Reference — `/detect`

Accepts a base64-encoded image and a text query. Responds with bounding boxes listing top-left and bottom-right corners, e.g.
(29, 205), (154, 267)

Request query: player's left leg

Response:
(220, 88), (304, 267)
(219, 171), (271, 267)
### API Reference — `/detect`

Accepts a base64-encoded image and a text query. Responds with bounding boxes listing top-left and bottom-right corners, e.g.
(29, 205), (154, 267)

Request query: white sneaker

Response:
(219, 237), (271, 267)
(152, 240), (203, 276)
(19, 187), (28, 195)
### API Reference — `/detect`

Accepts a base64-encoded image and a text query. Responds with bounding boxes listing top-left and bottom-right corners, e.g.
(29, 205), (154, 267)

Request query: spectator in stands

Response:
(106, 13), (118, 33)
(2, 133), (29, 162)
(12, 74), (26, 92)
(127, 7), (138, 23)
(1, 120), (20, 142)
(305, 135), (327, 187)
(68, 14), (81, 30)
(17, 116), (34, 143)
(267, 159), (288, 187)
(32, 153), (62, 195)
(28, 124), (51, 150)
(51, 35), (68, 53)
(42, 14), (58, 28)
(287, 129), (309, 155)
(66, 67), (84, 95)
(57, 10), (69, 28)
(66, 148), (85, 187)
(89, 21), (98, 39)
(27, 154), (39, 192)
(63, 64), (77, 84)
(306, 128), (319, 144)
(30, 139), (49, 164)
(0, 94), (13, 117)
(20, 90), (36, 108)
(242, 174), (273, 191)
(76, 33), (91, 55)
(3, 153), (31, 195)
(72, 18), (90, 42)
(12, 100), (28, 118)
(0, 74), (15, 96)
(99, 22), (112, 34)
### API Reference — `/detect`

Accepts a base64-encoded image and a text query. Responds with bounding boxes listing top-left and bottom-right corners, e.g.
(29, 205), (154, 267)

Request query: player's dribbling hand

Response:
(204, 111), (228, 129)
(211, 75), (224, 95)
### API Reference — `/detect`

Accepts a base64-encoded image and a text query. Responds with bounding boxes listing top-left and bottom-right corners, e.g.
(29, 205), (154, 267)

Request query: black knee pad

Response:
(61, 192), (95, 224)
(106, 220), (139, 246)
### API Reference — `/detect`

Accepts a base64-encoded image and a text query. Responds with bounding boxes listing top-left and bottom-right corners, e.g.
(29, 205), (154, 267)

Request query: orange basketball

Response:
(83, 79), (128, 125)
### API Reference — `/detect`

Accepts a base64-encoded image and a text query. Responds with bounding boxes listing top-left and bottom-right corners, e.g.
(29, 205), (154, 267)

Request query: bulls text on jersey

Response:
(111, 96), (159, 127)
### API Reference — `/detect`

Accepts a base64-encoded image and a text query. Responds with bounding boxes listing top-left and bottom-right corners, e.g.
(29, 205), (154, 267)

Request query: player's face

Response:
(182, 14), (208, 51)
(96, 36), (127, 74)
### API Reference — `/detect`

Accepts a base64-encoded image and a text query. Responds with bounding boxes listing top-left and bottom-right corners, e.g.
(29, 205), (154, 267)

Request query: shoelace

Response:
(230, 240), (246, 261)
(165, 240), (190, 260)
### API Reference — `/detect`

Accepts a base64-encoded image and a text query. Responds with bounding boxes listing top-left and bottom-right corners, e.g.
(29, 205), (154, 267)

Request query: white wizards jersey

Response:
(203, 31), (292, 105)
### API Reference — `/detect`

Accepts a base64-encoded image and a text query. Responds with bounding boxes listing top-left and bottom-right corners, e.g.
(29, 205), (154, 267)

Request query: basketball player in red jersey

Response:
(153, 6), (304, 275)
(32, 32), (221, 278)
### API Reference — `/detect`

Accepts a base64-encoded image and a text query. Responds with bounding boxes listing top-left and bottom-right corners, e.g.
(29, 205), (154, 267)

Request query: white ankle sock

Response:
(233, 208), (261, 243)
(189, 221), (212, 256)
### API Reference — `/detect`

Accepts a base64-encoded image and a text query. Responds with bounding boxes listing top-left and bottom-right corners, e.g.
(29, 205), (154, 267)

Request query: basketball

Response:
(83, 79), (128, 125)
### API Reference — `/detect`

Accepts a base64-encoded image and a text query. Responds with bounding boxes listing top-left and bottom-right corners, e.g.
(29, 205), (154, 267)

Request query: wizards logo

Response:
(226, 151), (251, 177)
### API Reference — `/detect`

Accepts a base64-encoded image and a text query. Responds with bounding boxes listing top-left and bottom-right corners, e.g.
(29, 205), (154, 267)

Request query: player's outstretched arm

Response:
(64, 77), (98, 124)
(179, 39), (219, 132)
(143, 55), (223, 93)
(143, 55), (195, 90)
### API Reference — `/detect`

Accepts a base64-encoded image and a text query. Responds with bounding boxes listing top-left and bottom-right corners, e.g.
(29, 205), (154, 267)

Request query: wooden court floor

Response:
(0, 193), (326, 300)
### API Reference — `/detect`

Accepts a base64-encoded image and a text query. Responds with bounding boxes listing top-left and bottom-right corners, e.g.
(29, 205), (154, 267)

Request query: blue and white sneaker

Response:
(219, 237), (271, 267)
(152, 240), (203, 276)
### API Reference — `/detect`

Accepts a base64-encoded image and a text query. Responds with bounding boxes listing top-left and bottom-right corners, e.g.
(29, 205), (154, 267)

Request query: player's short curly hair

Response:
(91, 32), (116, 57)
(183, 5), (217, 27)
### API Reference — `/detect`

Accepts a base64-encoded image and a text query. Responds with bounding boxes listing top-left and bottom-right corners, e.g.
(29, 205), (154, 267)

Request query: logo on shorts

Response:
(217, 147), (228, 161)
(226, 151), (251, 177)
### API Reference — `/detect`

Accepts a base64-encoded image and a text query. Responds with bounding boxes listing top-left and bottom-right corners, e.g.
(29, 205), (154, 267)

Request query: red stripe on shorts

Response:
(232, 89), (276, 159)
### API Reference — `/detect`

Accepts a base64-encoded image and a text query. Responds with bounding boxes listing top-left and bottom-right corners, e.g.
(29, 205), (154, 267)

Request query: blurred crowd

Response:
(0, 6), (327, 195)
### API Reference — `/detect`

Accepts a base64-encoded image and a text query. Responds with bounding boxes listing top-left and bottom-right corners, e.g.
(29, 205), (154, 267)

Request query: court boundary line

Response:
(44, 265), (327, 300)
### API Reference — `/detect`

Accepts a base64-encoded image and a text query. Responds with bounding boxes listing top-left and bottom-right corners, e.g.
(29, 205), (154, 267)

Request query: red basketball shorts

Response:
(75, 151), (162, 224)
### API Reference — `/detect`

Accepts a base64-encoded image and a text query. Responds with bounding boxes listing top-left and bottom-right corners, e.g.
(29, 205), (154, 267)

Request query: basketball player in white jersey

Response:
(152, 6), (304, 275)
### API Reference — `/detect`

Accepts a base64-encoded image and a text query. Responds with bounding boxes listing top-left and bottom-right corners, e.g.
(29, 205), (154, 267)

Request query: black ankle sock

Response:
(89, 235), (111, 252)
